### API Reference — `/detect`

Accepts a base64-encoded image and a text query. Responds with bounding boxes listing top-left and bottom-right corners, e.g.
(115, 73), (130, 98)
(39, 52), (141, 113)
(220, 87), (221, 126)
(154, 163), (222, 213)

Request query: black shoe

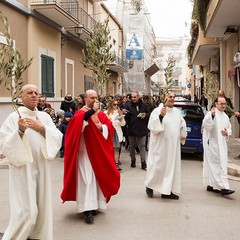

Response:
(131, 161), (136, 168)
(84, 211), (94, 224)
(92, 210), (98, 216)
(116, 163), (122, 171)
(206, 185), (221, 193)
(60, 151), (64, 158)
(221, 189), (235, 196)
(145, 147), (148, 151)
(146, 187), (153, 198)
(141, 161), (147, 170)
(161, 192), (179, 200)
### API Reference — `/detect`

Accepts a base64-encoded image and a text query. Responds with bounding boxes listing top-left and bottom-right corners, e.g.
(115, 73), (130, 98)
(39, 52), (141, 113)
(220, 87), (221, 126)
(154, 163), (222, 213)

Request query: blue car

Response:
(174, 101), (204, 155)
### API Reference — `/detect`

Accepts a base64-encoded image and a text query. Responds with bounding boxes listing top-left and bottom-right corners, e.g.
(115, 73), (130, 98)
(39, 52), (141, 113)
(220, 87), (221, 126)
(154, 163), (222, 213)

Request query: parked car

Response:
(173, 101), (204, 156)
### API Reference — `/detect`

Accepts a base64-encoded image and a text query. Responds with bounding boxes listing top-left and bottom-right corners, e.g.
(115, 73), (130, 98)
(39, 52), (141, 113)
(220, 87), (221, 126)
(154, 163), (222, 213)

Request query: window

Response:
(41, 54), (54, 97)
(175, 106), (204, 123)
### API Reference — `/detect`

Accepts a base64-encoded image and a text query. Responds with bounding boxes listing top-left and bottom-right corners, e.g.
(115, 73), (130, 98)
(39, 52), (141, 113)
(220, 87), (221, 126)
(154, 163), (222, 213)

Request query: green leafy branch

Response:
(202, 72), (218, 103)
(155, 56), (176, 106)
(202, 71), (234, 116)
(82, 17), (115, 96)
(0, 11), (33, 117)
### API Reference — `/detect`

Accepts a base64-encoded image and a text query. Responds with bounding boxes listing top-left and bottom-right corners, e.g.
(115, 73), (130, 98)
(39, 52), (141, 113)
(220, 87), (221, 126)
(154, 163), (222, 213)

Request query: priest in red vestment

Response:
(61, 90), (120, 224)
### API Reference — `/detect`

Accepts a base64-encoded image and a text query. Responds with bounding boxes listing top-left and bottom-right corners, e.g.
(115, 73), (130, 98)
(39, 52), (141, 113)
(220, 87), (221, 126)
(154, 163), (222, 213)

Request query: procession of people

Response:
(0, 87), (237, 239)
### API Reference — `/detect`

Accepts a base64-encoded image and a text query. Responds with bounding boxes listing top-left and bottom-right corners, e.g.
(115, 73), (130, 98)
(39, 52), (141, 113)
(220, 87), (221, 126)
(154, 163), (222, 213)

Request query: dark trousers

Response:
(129, 136), (146, 162)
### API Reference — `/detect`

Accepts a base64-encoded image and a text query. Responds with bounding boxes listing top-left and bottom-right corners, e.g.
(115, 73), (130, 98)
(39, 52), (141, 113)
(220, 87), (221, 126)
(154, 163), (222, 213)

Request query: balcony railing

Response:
(112, 52), (128, 69)
(60, 1), (95, 31)
(31, 0), (96, 32)
(107, 52), (128, 73)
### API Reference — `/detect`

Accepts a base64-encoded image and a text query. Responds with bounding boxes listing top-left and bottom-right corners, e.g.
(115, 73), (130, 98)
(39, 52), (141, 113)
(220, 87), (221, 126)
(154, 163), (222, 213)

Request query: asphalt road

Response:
(0, 149), (240, 240)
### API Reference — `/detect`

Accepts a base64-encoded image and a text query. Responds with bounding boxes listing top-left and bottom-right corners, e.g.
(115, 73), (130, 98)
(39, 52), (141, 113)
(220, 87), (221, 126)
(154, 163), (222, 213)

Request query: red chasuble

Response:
(60, 109), (120, 203)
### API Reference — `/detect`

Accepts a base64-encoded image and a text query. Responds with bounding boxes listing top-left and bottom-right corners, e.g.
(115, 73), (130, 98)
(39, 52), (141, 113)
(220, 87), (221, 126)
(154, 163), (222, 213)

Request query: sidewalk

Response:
(227, 136), (240, 178)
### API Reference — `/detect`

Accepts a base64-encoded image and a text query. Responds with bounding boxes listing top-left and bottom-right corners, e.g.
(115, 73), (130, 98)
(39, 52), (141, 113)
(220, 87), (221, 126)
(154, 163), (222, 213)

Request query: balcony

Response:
(31, 0), (95, 33)
(191, 28), (219, 66)
(107, 52), (128, 74)
(206, 0), (240, 38)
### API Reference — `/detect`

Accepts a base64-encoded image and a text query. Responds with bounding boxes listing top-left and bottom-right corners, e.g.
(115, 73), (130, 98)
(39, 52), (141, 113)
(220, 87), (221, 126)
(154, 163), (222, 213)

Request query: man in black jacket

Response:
(60, 93), (77, 114)
(123, 91), (150, 170)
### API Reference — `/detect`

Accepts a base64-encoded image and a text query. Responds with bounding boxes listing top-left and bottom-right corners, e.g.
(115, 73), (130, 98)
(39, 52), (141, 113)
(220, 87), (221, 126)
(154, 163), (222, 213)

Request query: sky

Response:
(145, 0), (194, 39)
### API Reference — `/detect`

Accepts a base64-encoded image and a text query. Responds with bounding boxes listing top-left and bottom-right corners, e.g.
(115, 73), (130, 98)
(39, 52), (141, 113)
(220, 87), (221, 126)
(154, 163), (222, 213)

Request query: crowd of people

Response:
(0, 86), (237, 239)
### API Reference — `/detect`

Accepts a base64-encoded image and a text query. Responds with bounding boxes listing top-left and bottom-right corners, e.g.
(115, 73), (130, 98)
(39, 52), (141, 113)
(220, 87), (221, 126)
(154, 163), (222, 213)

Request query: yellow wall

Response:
(27, 18), (61, 97)
(0, 3), (29, 97)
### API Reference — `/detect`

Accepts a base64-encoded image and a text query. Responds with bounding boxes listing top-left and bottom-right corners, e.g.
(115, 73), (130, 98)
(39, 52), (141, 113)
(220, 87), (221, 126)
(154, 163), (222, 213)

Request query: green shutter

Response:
(41, 55), (47, 96)
(41, 55), (55, 97)
(47, 57), (54, 97)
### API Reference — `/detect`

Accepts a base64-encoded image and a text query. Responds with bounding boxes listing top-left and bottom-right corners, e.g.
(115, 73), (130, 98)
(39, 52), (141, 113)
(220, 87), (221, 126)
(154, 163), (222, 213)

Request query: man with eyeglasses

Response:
(202, 96), (235, 196)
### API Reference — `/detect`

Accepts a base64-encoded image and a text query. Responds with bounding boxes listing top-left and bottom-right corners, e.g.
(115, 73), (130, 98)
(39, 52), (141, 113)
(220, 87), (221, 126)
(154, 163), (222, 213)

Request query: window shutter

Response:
(47, 57), (54, 97)
(41, 55), (47, 96)
(41, 55), (55, 97)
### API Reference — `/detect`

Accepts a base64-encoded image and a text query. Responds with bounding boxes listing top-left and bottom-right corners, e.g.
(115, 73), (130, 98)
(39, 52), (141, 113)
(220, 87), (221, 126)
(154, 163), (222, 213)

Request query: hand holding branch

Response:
(160, 107), (166, 117)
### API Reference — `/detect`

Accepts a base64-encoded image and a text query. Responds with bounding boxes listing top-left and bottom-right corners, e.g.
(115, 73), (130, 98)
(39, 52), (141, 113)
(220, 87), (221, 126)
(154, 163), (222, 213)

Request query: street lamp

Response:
(74, 24), (84, 37)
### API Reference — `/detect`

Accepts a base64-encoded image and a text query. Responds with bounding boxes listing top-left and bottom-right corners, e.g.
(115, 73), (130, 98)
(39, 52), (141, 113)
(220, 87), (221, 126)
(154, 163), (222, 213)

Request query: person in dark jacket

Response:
(143, 95), (155, 151)
(199, 94), (208, 113)
(59, 111), (73, 158)
(122, 91), (150, 170)
(37, 95), (50, 111)
(60, 93), (77, 114)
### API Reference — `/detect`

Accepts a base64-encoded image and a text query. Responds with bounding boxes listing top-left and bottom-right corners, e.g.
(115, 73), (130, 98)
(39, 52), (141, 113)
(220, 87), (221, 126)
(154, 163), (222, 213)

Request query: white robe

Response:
(202, 109), (231, 190)
(76, 121), (109, 213)
(144, 104), (187, 195)
(0, 107), (62, 240)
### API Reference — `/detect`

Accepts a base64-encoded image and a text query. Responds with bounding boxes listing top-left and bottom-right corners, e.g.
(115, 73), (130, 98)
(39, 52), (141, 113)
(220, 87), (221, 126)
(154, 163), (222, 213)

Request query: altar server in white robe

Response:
(0, 84), (62, 240)
(202, 96), (235, 196)
(145, 92), (187, 200)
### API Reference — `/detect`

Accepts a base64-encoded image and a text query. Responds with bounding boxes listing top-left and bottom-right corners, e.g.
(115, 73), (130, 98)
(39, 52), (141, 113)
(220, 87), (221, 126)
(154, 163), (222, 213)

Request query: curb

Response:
(228, 162), (240, 178)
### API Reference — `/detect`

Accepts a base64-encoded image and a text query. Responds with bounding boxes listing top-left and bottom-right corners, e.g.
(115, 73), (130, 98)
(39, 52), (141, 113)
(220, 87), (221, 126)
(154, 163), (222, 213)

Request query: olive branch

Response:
(0, 11), (33, 117)
(154, 56), (176, 106)
(202, 72), (219, 104)
(202, 71), (234, 116)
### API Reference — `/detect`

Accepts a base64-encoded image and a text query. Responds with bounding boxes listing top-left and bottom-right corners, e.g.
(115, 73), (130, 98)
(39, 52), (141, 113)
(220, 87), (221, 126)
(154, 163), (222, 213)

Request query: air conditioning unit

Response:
(210, 56), (219, 73)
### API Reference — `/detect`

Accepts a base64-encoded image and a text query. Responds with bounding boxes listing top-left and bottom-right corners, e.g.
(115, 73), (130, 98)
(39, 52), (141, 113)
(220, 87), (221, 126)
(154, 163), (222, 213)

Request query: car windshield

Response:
(175, 106), (204, 123)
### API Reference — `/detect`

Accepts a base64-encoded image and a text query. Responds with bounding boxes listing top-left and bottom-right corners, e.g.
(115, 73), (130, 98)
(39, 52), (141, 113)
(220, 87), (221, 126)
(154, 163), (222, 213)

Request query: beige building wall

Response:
(0, 3), (29, 124)
(225, 34), (240, 137)
(61, 39), (93, 97)
(27, 18), (61, 98)
(0, 3), (29, 98)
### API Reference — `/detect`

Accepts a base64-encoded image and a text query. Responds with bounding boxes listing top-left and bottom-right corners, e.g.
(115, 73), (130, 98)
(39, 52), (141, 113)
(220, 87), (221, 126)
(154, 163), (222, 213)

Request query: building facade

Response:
(0, 0), (126, 125)
(188, 0), (240, 137)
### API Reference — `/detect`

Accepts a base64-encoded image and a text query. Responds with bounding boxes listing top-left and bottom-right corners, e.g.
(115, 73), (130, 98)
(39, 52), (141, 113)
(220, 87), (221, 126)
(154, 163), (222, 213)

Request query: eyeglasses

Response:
(113, 103), (118, 106)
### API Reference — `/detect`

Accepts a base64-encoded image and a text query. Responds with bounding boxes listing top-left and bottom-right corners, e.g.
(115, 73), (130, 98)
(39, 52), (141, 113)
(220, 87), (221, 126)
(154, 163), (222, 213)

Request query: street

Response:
(0, 149), (240, 240)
